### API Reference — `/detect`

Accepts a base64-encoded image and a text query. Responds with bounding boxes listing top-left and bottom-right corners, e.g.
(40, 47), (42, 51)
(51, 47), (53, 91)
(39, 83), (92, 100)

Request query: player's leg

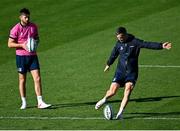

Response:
(116, 82), (134, 119)
(16, 55), (27, 109)
(29, 55), (51, 109)
(19, 73), (27, 109)
(95, 82), (120, 110)
(105, 82), (120, 99)
(31, 69), (42, 96)
(30, 69), (51, 109)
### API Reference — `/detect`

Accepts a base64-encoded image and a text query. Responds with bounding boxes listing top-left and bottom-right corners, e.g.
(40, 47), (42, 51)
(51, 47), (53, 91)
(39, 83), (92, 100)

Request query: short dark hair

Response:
(20, 8), (30, 15)
(116, 27), (127, 35)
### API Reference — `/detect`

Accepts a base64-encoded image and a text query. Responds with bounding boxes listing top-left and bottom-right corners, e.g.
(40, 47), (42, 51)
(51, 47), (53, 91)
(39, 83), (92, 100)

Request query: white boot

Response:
(20, 97), (26, 110)
(37, 96), (51, 109)
(38, 101), (51, 109)
(20, 103), (26, 110)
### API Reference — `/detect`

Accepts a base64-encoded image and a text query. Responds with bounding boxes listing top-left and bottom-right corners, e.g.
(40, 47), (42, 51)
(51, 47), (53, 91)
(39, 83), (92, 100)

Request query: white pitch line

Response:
(0, 116), (180, 120)
(0, 116), (104, 120)
(135, 117), (180, 120)
(139, 65), (180, 68)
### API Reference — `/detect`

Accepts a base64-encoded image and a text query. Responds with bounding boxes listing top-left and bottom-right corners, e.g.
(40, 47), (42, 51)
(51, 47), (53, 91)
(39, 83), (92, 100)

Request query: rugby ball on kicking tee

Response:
(103, 104), (113, 120)
(26, 37), (38, 52)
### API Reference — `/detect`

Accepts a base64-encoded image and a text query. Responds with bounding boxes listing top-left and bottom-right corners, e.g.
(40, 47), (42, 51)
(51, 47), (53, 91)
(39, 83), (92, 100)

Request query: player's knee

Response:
(34, 76), (41, 83)
(19, 76), (26, 83)
(125, 82), (133, 91)
(124, 86), (133, 97)
(109, 83), (119, 95)
(125, 86), (132, 92)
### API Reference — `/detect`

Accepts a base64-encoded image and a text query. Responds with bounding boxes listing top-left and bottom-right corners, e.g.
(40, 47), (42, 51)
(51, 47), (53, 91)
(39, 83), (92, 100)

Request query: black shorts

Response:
(112, 72), (137, 87)
(16, 55), (40, 74)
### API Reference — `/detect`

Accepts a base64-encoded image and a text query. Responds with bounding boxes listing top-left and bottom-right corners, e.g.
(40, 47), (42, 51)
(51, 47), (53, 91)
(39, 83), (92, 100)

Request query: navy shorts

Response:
(112, 72), (137, 87)
(16, 55), (40, 74)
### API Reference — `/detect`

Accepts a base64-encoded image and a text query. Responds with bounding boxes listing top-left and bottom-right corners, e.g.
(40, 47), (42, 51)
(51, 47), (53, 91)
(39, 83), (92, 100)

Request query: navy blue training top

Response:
(107, 34), (163, 79)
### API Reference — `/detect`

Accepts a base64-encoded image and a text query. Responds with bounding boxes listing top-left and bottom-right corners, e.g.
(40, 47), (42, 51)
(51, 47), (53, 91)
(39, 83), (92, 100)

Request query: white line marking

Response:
(0, 116), (180, 120)
(135, 117), (180, 120)
(139, 65), (180, 68)
(0, 116), (104, 120)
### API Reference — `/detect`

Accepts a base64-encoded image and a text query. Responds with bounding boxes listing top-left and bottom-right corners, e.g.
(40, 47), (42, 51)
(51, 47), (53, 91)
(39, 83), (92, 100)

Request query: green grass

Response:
(0, 0), (180, 129)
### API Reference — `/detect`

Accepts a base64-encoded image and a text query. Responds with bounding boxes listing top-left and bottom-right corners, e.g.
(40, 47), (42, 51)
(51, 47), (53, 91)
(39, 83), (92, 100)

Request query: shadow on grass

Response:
(26, 95), (180, 120)
(27, 101), (96, 109)
(109, 95), (180, 103)
(49, 95), (180, 109)
(124, 112), (180, 119)
(49, 101), (96, 109)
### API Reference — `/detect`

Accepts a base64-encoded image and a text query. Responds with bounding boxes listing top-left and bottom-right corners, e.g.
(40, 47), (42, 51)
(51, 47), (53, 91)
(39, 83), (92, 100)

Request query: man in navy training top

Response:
(95, 27), (172, 119)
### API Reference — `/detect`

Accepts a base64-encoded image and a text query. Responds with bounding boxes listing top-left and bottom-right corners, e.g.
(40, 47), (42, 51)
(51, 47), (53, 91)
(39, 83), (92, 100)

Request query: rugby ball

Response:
(26, 37), (38, 52)
(103, 104), (113, 120)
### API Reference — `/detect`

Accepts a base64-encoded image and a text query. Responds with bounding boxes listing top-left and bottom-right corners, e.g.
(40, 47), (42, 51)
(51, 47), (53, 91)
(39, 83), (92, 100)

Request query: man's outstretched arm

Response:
(137, 38), (172, 50)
